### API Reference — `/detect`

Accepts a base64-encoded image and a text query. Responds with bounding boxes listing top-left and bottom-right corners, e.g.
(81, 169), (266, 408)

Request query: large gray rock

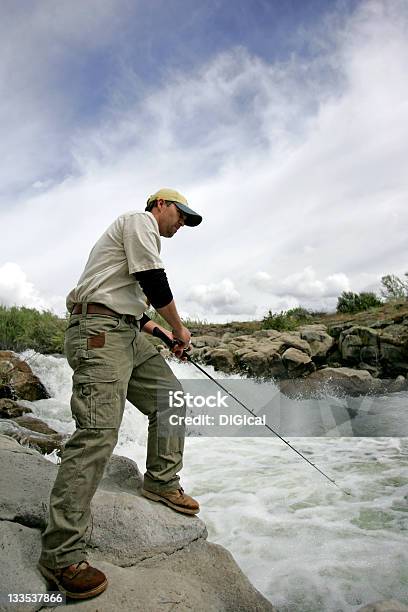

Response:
(233, 349), (266, 376)
(279, 333), (312, 356)
(0, 435), (206, 563)
(305, 367), (381, 397)
(0, 435), (274, 611)
(338, 325), (408, 376)
(90, 489), (207, 565)
(299, 325), (334, 359)
(327, 321), (355, 339)
(339, 326), (380, 365)
(379, 331), (408, 375)
(0, 434), (57, 527)
(1, 526), (274, 612)
(252, 329), (283, 340)
(204, 348), (235, 371)
(62, 540), (274, 611)
(281, 348), (315, 378)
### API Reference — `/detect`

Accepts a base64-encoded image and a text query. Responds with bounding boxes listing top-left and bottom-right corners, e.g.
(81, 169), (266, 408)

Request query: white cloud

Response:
(187, 279), (256, 315)
(253, 267), (350, 299)
(1, 1), (407, 321)
(0, 263), (64, 313)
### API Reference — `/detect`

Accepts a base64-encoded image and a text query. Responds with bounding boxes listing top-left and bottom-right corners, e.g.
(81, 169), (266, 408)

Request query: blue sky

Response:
(0, 0), (407, 319)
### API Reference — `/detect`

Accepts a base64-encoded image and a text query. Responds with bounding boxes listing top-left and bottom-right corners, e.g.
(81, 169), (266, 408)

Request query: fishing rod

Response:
(152, 326), (351, 496)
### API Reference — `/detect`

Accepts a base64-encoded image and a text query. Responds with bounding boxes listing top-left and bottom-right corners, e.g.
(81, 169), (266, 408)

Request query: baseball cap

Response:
(146, 188), (202, 227)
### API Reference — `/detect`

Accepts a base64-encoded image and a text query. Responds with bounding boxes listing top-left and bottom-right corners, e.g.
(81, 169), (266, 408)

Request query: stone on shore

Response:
(204, 348), (235, 371)
(279, 367), (383, 399)
(298, 325), (334, 358)
(0, 351), (50, 401)
(281, 347), (315, 377)
(0, 435), (274, 611)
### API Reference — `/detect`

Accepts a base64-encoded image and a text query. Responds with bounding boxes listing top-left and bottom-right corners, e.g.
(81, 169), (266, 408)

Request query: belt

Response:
(71, 303), (137, 324)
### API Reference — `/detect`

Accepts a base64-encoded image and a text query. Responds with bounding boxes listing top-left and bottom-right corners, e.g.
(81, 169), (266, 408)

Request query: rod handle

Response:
(152, 326), (176, 348)
(152, 327), (190, 360)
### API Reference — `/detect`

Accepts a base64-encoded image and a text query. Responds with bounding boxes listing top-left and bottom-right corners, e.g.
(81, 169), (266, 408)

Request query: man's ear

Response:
(156, 198), (165, 211)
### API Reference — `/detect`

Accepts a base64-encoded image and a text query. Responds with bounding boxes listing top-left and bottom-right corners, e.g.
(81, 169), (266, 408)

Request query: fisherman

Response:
(38, 188), (202, 600)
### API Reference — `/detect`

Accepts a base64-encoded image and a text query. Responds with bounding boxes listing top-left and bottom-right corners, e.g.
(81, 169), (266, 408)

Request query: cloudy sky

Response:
(1, 0), (407, 322)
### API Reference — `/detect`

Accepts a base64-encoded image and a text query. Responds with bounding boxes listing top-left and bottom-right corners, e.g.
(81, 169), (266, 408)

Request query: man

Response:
(38, 188), (202, 600)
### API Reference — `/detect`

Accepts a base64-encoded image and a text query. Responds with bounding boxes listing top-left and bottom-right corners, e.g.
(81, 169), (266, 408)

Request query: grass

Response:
(0, 305), (67, 354)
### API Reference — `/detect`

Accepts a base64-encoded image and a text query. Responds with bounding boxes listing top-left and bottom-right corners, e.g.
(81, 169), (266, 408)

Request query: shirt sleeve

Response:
(134, 269), (173, 309)
(123, 213), (164, 274)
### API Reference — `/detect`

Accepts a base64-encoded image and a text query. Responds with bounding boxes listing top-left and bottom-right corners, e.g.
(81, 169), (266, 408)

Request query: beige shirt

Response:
(66, 211), (163, 317)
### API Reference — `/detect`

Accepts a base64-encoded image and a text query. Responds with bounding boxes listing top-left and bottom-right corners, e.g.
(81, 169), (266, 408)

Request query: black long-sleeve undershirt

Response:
(134, 268), (173, 310)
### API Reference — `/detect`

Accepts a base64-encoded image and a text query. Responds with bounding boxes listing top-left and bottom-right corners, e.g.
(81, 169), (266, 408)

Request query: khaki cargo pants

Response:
(40, 312), (185, 569)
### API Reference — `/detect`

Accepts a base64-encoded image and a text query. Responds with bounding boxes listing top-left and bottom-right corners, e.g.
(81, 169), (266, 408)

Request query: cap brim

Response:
(174, 202), (202, 227)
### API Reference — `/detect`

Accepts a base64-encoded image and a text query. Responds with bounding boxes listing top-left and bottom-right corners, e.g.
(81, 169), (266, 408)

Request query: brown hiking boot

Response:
(142, 486), (200, 515)
(38, 561), (107, 600)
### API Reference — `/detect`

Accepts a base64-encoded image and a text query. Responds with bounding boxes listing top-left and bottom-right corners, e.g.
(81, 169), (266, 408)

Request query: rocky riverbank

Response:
(0, 434), (274, 612)
(176, 303), (408, 398)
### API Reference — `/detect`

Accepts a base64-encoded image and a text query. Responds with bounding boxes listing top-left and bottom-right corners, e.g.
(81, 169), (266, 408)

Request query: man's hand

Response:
(171, 325), (191, 360)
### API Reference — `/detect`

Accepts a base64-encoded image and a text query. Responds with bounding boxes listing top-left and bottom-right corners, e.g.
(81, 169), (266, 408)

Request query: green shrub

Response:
(336, 291), (382, 314)
(0, 305), (67, 353)
(262, 307), (313, 331)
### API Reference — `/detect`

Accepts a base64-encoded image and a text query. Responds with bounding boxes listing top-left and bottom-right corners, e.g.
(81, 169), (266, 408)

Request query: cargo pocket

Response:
(71, 366), (120, 429)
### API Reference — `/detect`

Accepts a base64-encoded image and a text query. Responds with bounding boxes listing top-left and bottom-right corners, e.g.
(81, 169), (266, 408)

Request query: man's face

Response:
(157, 201), (186, 238)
